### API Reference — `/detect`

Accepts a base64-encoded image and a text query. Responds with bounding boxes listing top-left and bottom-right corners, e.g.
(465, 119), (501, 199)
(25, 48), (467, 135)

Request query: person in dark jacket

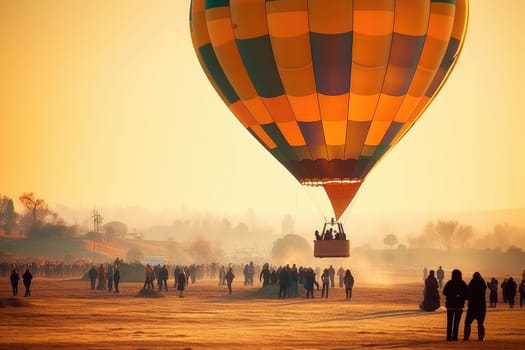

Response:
(10, 269), (20, 296)
(225, 267), (235, 295)
(304, 268), (315, 299)
(278, 265), (290, 298)
(260, 263), (271, 287)
(443, 269), (468, 341)
(88, 266), (97, 290)
(177, 269), (186, 297)
(22, 268), (33, 297)
(343, 269), (355, 300)
(159, 265), (169, 292)
(464, 272), (487, 341)
(503, 277), (517, 308)
(420, 270), (440, 311)
(487, 277), (498, 308)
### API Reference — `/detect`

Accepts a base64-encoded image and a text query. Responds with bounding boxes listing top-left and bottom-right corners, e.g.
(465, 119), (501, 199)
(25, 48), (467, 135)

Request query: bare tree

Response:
(434, 220), (459, 250)
(19, 192), (52, 228)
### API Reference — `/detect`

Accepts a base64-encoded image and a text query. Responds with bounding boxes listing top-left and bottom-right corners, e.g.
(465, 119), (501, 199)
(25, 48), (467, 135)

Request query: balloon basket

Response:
(313, 239), (350, 258)
(313, 219), (350, 258)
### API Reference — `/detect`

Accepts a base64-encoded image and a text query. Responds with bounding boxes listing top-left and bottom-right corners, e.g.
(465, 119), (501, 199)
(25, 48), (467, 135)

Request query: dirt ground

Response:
(0, 276), (524, 350)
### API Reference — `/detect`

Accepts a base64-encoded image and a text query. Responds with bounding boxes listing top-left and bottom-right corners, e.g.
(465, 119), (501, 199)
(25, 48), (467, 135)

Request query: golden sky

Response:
(1, 0), (524, 220)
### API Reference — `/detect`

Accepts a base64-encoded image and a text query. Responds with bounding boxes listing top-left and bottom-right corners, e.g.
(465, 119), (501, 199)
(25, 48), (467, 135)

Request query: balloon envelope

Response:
(190, 0), (468, 219)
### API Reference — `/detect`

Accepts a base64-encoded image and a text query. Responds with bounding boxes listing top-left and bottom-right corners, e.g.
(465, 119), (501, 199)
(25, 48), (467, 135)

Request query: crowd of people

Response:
(1, 261), (91, 279)
(420, 266), (525, 341)
(5, 257), (525, 344)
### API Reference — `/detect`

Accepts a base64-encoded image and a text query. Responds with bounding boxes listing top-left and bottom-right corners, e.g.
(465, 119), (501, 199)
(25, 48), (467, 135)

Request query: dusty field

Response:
(0, 277), (524, 350)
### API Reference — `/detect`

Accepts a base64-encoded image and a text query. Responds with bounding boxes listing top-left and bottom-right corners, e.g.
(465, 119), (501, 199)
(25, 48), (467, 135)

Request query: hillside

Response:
(0, 236), (181, 263)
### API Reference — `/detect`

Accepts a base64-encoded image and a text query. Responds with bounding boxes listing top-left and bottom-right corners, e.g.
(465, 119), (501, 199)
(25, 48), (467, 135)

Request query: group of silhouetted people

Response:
(258, 263), (355, 300)
(420, 267), (525, 342)
(88, 258), (121, 293)
(9, 268), (32, 297)
(314, 228), (346, 240)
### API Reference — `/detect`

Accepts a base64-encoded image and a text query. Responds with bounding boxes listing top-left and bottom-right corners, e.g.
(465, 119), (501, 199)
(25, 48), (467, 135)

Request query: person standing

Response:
(289, 264), (299, 297)
(328, 265), (336, 288)
(113, 265), (120, 293)
(159, 265), (169, 292)
(22, 268), (33, 297)
(518, 277), (525, 308)
(10, 269), (20, 296)
(260, 263), (271, 287)
(443, 269), (468, 341)
(143, 264), (154, 290)
(305, 268), (315, 299)
(420, 270), (440, 311)
(278, 265), (290, 298)
(88, 266), (97, 290)
(503, 277), (517, 308)
(106, 264), (114, 292)
(343, 269), (355, 300)
(464, 272), (487, 341)
(321, 269), (330, 298)
(219, 265), (226, 286)
(337, 266), (345, 288)
(487, 277), (498, 308)
(97, 264), (106, 290)
(177, 269), (186, 297)
(436, 266), (445, 289)
(225, 267), (235, 295)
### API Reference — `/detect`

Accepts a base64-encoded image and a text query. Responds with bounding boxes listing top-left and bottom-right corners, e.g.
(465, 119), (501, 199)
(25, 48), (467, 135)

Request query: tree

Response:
(434, 220), (459, 250)
(103, 221), (128, 241)
(0, 196), (18, 234)
(271, 234), (311, 265)
(383, 234), (398, 248)
(19, 192), (52, 228)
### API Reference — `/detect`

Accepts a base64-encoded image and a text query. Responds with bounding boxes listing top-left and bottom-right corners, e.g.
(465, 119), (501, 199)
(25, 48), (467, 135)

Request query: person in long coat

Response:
(10, 269), (20, 296)
(443, 269), (468, 341)
(177, 269), (187, 297)
(420, 270), (440, 311)
(97, 264), (106, 290)
(463, 272), (487, 341)
(22, 268), (33, 297)
(503, 277), (517, 308)
(343, 269), (355, 300)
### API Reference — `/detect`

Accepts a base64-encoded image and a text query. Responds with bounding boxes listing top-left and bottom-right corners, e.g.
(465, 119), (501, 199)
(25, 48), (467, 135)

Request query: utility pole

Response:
(91, 208), (103, 264)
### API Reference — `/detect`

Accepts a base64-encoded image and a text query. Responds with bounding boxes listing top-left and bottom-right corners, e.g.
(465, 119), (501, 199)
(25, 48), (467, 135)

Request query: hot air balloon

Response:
(189, 0), (468, 257)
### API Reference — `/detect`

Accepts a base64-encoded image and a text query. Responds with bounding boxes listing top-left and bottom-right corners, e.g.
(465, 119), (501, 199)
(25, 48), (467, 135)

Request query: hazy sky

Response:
(1, 1), (524, 222)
